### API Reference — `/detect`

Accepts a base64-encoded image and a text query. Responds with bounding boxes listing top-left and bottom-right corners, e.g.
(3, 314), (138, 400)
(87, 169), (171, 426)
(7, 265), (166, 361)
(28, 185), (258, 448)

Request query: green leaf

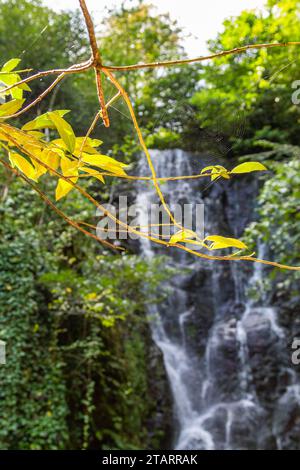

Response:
(231, 162), (267, 174)
(1, 58), (21, 73)
(48, 111), (76, 154)
(204, 235), (248, 250)
(22, 110), (70, 131)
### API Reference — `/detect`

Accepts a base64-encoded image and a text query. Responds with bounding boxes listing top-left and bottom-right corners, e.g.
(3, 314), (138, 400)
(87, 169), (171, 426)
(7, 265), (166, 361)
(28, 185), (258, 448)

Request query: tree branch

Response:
(102, 41), (300, 71)
(78, 0), (110, 127)
(0, 59), (93, 95)
(103, 68), (182, 230)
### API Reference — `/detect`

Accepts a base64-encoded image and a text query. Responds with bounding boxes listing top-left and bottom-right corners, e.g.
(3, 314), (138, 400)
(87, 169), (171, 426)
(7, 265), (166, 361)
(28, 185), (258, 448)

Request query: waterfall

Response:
(135, 149), (300, 450)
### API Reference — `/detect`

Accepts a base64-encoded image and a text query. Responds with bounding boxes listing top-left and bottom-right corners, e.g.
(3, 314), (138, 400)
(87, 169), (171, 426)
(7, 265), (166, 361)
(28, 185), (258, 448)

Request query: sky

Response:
(44, 0), (266, 56)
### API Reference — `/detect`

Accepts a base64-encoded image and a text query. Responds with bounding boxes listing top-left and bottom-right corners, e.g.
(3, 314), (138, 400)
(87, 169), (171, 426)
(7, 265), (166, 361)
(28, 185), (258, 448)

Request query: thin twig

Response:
(0, 68), (32, 75)
(102, 41), (300, 71)
(3, 61), (93, 119)
(0, 59), (93, 95)
(103, 68), (182, 231)
(78, 91), (121, 160)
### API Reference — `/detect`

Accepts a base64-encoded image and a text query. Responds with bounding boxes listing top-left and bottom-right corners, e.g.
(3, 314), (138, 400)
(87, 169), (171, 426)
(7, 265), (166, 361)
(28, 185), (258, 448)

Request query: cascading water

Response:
(136, 149), (300, 450)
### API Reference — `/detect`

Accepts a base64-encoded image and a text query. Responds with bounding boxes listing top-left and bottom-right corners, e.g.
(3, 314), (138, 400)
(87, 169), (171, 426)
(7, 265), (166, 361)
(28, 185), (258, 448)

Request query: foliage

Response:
(191, 0), (300, 155)
(244, 145), (300, 291)
(0, 165), (169, 449)
(0, 0), (89, 128)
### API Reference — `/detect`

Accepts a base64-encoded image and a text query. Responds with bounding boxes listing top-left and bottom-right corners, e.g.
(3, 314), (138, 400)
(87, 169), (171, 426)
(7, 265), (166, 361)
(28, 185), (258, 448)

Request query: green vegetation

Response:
(191, 0), (300, 154)
(0, 167), (170, 449)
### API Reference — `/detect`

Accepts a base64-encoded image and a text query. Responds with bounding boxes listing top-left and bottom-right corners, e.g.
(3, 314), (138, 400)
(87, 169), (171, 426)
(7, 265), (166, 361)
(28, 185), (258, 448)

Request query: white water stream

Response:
(136, 149), (299, 449)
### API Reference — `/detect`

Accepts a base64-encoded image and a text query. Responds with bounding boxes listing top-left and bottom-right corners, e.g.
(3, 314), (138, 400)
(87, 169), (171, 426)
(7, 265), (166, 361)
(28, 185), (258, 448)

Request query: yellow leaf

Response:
(169, 229), (197, 245)
(201, 165), (230, 181)
(60, 156), (77, 174)
(204, 235), (248, 250)
(22, 110), (70, 131)
(0, 99), (25, 117)
(230, 162), (267, 174)
(33, 161), (48, 179)
(81, 153), (128, 176)
(0, 77), (22, 99)
(1, 58), (21, 73)
(75, 137), (103, 153)
(80, 166), (105, 183)
(40, 148), (60, 173)
(55, 158), (78, 201)
(48, 145), (66, 160)
(55, 178), (74, 201)
(9, 152), (37, 181)
(27, 131), (45, 140)
(48, 111), (76, 154)
(31, 147), (60, 179)
(50, 137), (101, 156)
(0, 67), (30, 100)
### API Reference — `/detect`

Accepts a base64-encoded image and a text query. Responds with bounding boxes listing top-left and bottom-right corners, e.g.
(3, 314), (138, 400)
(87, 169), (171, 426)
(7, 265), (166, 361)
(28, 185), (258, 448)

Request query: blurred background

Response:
(0, 0), (299, 450)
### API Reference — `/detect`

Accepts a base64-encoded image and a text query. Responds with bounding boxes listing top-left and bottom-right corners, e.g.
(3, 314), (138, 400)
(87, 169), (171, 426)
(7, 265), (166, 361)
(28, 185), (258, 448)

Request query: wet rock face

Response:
(273, 386), (300, 449)
(133, 149), (300, 450)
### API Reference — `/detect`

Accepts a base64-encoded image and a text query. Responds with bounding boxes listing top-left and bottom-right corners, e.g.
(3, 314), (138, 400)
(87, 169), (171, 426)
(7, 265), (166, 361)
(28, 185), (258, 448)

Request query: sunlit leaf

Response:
(204, 235), (248, 250)
(32, 147), (60, 179)
(60, 156), (77, 174)
(0, 76), (23, 99)
(80, 166), (105, 183)
(55, 157), (78, 201)
(22, 110), (70, 131)
(9, 152), (37, 181)
(201, 165), (230, 181)
(75, 137), (103, 153)
(1, 58), (21, 73)
(0, 98), (25, 117)
(40, 148), (60, 172)
(169, 229), (197, 245)
(55, 179), (74, 201)
(50, 137), (102, 156)
(231, 162), (267, 174)
(48, 111), (76, 154)
(27, 131), (45, 140)
(81, 153), (128, 176)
